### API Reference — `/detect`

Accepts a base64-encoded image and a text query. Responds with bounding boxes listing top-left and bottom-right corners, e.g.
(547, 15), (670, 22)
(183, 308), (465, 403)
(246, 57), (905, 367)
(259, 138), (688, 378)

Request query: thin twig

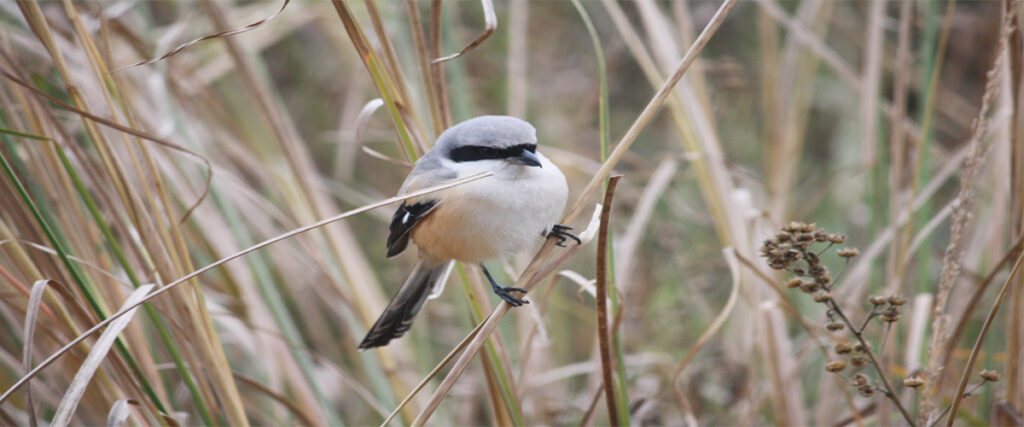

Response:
(595, 176), (622, 426)
(826, 300), (915, 426)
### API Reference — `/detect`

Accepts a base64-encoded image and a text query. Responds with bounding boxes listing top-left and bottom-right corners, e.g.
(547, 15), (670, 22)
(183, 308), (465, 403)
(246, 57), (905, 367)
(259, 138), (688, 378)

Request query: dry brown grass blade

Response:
(51, 284), (154, 427)
(115, 0), (290, 70)
(945, 248), (1024, 426)
(0, 65), (213, 223)
(432, 0), (496, 63)
(595, 176), (622, 426)
(0, 172), (492, 406)
(231, 372), (319, 426)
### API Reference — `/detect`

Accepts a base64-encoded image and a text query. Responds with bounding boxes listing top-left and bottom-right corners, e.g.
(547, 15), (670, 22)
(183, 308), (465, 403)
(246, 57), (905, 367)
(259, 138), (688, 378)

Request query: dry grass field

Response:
(1, 0), (1022, 425)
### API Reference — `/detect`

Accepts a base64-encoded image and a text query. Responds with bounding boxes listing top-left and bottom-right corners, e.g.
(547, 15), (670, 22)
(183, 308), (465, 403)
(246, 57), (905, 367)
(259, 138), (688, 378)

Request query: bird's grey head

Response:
(435, 116), (543, 168)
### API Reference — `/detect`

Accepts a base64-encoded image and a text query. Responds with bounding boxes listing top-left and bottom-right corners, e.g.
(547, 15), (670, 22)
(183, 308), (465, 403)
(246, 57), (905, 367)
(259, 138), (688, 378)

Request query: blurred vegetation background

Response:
(0, 0), (1021, 425)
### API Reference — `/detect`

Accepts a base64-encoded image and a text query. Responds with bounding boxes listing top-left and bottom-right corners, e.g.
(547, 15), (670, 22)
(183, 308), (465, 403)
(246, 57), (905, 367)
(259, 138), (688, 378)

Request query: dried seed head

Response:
(837, 247), (860, 258)
(980, 370), (1001, 382)
(804, 251), (820, 264)
(826, 322), (845, 332)
(881, 307), (900, 323)
(834, 343), (853, 355)
(800, 282), (821, 294)
(814, 230), (829, 242)
(792, 267), (805, 276)
(809, 265), (827, 277)
(858, 384), (875, 397)
(815, 274), (832, 286)
(828, 233), (847, 244)
(851, 373), (869, 387)
(868, 295), (887, 305)
(850, 356), (868, 369)
(783, 221), (804, 232)
(853, 342), (872, 353)
(825, 360), (847, 373)
(904, 376), (925, 389)
(786, 278), (804, 289)
(813, 291), (834, 303)
(801, 223), (816, 233)
(888, 295), (907, 306)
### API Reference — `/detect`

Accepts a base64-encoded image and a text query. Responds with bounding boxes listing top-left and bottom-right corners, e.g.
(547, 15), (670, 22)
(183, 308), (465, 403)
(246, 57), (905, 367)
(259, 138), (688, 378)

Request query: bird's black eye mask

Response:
(449, 143), (537, 162)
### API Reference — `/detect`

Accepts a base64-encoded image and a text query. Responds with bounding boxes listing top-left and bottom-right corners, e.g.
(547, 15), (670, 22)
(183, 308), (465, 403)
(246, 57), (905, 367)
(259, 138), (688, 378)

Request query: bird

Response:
(358, 115), (579, 350)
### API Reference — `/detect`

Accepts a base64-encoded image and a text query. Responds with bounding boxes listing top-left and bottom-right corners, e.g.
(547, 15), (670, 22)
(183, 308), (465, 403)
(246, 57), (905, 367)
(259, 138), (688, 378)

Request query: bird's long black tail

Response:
(358, 262), (448, 350)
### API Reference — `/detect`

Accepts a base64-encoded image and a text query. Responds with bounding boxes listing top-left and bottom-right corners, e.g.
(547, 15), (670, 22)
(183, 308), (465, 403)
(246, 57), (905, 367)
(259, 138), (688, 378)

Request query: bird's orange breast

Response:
(411, 203), (500, 264)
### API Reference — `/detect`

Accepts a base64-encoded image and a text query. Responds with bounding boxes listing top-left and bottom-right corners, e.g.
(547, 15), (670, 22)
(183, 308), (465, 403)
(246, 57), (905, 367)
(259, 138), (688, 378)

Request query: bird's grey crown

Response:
(435, 115), (537, 151)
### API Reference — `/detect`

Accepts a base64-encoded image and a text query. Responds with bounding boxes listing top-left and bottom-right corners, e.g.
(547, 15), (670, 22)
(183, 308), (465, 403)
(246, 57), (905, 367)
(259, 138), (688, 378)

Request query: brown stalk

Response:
(825, 299), (915, 425)
(860, 0), (884, 168)
(885, 0), (913, 299)
(595, 176), (622, 426)
(1005, 0), (1024, 416)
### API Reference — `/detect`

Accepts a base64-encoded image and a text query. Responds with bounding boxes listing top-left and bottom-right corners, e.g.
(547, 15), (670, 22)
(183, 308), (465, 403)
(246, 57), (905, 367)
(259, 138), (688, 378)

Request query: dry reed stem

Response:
(886, 0), (914, 299)
(1005, 0), (1024, 415)
(595, 176), (622, 426)
(860, 0), (884, 167)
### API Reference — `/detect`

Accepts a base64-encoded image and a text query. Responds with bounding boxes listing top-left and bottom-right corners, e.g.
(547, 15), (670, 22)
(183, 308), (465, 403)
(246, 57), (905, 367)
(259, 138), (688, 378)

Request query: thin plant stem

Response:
(826, 300), (915, 426)
(944, 249), (1024, 426)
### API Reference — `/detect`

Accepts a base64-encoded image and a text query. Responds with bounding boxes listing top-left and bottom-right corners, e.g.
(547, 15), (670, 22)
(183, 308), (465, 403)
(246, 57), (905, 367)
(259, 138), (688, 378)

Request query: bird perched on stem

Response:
(358, 116), (578, 350)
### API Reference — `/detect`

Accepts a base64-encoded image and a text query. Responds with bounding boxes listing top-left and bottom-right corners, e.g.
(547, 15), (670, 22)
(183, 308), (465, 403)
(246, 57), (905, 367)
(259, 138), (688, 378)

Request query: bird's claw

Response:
(549, 224), (581, 247)
(494, 286), (528, 306)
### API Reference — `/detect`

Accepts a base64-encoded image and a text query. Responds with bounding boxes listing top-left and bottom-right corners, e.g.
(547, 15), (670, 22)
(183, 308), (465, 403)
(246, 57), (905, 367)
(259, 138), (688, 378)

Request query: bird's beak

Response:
(509, 150), (542, 168)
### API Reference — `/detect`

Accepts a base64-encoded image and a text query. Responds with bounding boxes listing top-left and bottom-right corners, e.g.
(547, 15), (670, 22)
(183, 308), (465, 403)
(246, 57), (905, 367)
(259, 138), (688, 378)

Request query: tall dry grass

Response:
(0, 0), (1020, 425)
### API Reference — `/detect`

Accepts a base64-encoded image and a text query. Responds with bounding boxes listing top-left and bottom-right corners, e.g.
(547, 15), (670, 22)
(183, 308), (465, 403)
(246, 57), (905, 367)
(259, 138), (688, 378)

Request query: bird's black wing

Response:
(386, 200), (438, 257)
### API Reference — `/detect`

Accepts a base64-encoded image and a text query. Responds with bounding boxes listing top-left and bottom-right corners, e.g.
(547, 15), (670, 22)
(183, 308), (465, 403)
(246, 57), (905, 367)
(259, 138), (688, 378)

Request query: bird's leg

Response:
(549, 224), (582, 247)
(480, 264), (528, 306)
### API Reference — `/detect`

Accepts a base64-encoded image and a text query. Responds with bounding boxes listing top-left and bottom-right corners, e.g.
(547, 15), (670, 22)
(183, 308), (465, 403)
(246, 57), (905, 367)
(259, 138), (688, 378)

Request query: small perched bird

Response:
(358, 116), (578, 350)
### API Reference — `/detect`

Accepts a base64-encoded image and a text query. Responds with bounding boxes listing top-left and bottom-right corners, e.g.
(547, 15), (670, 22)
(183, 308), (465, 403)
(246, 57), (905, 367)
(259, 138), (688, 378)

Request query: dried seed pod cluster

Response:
(763, 221), (1004, 423)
